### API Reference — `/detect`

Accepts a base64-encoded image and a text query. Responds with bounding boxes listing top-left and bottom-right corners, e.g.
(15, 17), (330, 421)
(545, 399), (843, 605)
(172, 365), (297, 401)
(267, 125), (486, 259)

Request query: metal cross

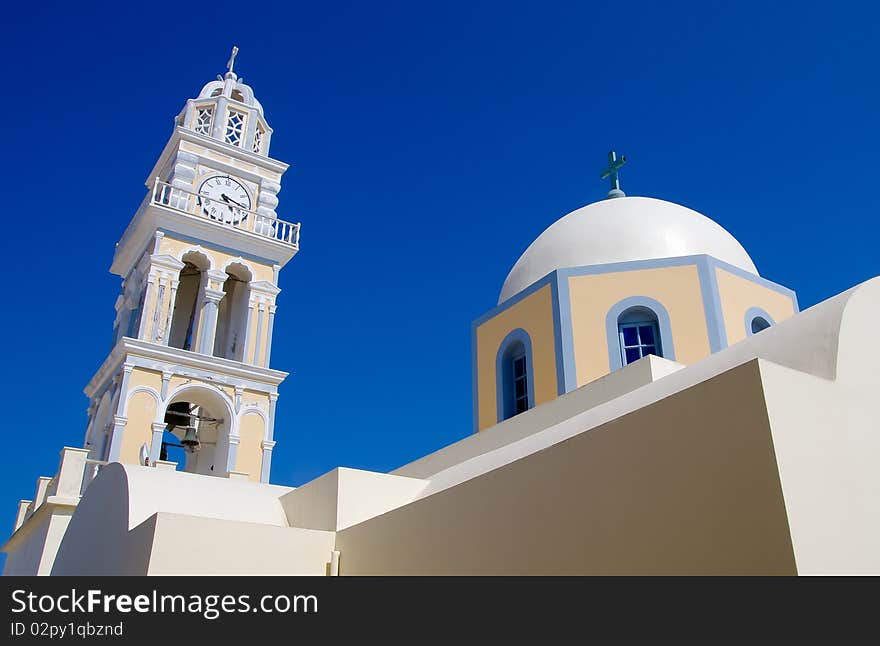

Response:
(600, 150), (627, 198)
(227, 46), (240, 74)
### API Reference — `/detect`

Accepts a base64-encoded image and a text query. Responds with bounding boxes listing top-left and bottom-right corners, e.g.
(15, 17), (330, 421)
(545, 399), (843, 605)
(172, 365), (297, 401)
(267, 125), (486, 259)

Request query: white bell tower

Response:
(82, 49), (299, 482)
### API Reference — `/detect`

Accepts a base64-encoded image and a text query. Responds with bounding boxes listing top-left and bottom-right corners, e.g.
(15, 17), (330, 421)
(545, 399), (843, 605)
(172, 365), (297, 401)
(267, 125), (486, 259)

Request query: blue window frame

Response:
(618, 307), (662, 366)
(496, 330), (534, 422)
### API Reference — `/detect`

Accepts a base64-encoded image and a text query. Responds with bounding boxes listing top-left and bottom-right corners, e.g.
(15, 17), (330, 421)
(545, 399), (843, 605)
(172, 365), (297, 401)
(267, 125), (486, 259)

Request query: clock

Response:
(197, 175), (252, 224)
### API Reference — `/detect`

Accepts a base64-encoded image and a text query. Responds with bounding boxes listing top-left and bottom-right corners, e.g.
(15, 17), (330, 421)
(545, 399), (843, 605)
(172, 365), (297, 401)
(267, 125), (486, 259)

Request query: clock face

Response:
(197, 175), (252, 224)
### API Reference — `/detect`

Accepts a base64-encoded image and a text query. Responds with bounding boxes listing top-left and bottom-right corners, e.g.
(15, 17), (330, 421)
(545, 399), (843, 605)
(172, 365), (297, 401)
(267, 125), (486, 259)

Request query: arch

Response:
(745, 307), (775, 336)
(162, 383), (237, 477)
(220, 257), (254, 281)
(495, 328), (536, 422)
(606, 296), (676, 371)
(239, 404), (269, 427)
(168, 256), (209, 351)
(122, 386), (161, 419)
(178, 247), (213, 270)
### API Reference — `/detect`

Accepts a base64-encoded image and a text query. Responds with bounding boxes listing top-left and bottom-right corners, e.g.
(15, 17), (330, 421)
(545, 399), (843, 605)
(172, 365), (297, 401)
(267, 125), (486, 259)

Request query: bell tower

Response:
(82, 49), (298, 482)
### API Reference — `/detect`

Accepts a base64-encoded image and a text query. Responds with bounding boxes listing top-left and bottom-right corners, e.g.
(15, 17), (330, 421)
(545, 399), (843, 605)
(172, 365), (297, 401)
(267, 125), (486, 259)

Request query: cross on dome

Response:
(600, 150), (627, 199)
(226, 46), (240, 79)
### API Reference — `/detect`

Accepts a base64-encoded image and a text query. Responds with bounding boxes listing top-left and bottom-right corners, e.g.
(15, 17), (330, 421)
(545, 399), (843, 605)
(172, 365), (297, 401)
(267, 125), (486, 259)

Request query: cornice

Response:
(85, 337), (288, 398)
(110, 201), (298, 278)
(146, 128), (289, 186)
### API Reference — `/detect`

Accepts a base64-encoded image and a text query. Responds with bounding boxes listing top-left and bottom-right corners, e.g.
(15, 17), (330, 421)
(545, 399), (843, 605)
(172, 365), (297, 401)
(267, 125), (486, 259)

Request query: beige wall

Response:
(158, 235), (275, 283)
(146, 513), (334, 576)
(336, 361), (797, 575)
(568, 265), (711, 386)
(716, 268), (796, 346)
(120, 391), (158, 464)
(475, 284), (558, 431)
(236, 413), (265, 482)
(129, 367), (162, 391)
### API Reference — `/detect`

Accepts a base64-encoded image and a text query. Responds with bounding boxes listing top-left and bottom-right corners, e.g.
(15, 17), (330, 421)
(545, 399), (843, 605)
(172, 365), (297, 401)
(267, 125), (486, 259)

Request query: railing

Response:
(151, 179), (300, 247)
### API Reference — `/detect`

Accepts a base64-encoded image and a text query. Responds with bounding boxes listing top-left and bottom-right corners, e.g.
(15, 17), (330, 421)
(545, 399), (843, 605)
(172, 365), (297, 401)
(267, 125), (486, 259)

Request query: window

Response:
(194, 105), (214, 135)
(750, 316), (771, 334)
(618, 307), (662, 366)
(745, 308), (774, 336)
(224, 109), (246, 146)
(511, 351), (529, 416)
(498, 333), (532, 421)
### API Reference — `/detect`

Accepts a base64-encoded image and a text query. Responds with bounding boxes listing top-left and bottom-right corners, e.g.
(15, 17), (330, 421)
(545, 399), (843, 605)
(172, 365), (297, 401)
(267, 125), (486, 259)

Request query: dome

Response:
(499, 196), (758, 304)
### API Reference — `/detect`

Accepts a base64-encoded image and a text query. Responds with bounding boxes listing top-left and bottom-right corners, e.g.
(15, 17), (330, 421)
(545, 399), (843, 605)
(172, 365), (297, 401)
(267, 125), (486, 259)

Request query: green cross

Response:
(600, 151), (627, 198)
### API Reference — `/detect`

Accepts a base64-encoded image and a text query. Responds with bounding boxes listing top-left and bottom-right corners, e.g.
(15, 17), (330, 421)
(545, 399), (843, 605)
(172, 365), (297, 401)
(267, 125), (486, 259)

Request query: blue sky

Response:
(2, 0), (878, 533)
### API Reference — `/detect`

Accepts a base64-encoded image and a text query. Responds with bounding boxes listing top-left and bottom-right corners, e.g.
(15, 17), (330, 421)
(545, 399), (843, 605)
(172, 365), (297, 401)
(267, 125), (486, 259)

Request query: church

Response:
(3, 52), (878, 576)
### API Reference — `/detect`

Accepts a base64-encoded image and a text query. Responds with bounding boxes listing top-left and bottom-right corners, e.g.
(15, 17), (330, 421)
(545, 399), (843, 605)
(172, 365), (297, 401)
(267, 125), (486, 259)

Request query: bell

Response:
(180, 426), (200, 452)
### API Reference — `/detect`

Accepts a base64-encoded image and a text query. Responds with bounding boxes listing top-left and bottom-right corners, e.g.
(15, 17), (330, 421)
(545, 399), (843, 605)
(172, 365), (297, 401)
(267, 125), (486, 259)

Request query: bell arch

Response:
(214, 260), (253, 361)
(168, 251), (211, 351)
(158, 383), (236, 477)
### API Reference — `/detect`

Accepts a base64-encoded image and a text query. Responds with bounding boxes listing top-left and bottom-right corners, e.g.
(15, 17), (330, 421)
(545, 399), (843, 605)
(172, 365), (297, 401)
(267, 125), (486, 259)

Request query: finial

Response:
(600, 150), (627, 199)
(225, 46), (240, 80)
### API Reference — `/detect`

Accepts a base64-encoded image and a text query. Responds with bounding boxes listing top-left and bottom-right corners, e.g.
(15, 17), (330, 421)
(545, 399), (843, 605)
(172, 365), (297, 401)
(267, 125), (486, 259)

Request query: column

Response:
(225, 434), (241, 476)
(264, 303), (277, 367)
(261, 392), (278, 483)
(242, 296), (255, 363)
(197, 287), (225, 355)
(106, 415), (127, 463)
(151, 277), (167, 342)
(107, 365), (132, 462)
(259, 440), (276, 483)
(162, 278), (180, 346)
(137, 271), (158, 340)
(252, 301), (266, 367)
(149, 422), (166, 465)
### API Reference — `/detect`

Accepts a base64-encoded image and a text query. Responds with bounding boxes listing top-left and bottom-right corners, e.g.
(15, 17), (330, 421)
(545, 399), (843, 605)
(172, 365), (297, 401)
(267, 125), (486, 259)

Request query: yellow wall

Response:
(236, 413), (265, 482)
(568, 266), (711, 386)
(158, 235), (275, 283)
(716, 268), (796, 346)
(120, 391), (157, 464)
(475, 284), (558, 431)
(129, 368), (162, 391)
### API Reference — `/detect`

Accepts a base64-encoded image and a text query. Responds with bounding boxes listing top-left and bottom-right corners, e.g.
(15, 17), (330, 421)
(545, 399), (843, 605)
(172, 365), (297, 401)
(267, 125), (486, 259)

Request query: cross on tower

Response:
(600, 150), (627, 199)
(226, 46), (240, 75)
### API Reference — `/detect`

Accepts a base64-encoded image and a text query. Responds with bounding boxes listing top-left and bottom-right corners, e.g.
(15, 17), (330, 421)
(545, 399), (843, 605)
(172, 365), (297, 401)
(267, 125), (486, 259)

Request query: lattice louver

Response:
(194, 106), (214, 135)
(253, 125), (265, 153)
(225, 110), (246, 146)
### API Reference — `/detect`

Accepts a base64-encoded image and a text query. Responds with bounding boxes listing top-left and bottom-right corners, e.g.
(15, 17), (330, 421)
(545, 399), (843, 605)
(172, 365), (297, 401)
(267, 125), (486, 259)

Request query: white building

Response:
(3, 56), (878, 576)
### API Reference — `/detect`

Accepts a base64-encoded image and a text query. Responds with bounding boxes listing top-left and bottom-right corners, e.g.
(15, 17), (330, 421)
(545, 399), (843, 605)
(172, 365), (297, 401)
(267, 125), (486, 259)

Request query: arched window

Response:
(606, 297), (675, 371)
(496, 330), (534, 422)
(751, 317), (770, 334)
(214, 263), (252, 361)
(618, 307), (662, 366)
(745, 307), (775, 336)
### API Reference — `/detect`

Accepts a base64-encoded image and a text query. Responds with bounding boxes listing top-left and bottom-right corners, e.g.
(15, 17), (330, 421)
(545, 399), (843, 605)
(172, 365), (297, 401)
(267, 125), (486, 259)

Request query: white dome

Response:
(499, 196), (758, 304)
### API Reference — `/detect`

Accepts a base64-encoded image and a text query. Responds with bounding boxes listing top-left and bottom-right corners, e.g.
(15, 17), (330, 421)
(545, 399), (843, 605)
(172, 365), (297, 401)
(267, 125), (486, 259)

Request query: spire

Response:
(600, 150), (627, 199)
(173, 49), (273, 155)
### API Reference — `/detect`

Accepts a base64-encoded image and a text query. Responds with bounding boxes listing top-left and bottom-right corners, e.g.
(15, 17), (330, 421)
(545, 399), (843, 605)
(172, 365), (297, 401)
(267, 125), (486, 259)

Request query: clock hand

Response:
(221, 193), (247, 209)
